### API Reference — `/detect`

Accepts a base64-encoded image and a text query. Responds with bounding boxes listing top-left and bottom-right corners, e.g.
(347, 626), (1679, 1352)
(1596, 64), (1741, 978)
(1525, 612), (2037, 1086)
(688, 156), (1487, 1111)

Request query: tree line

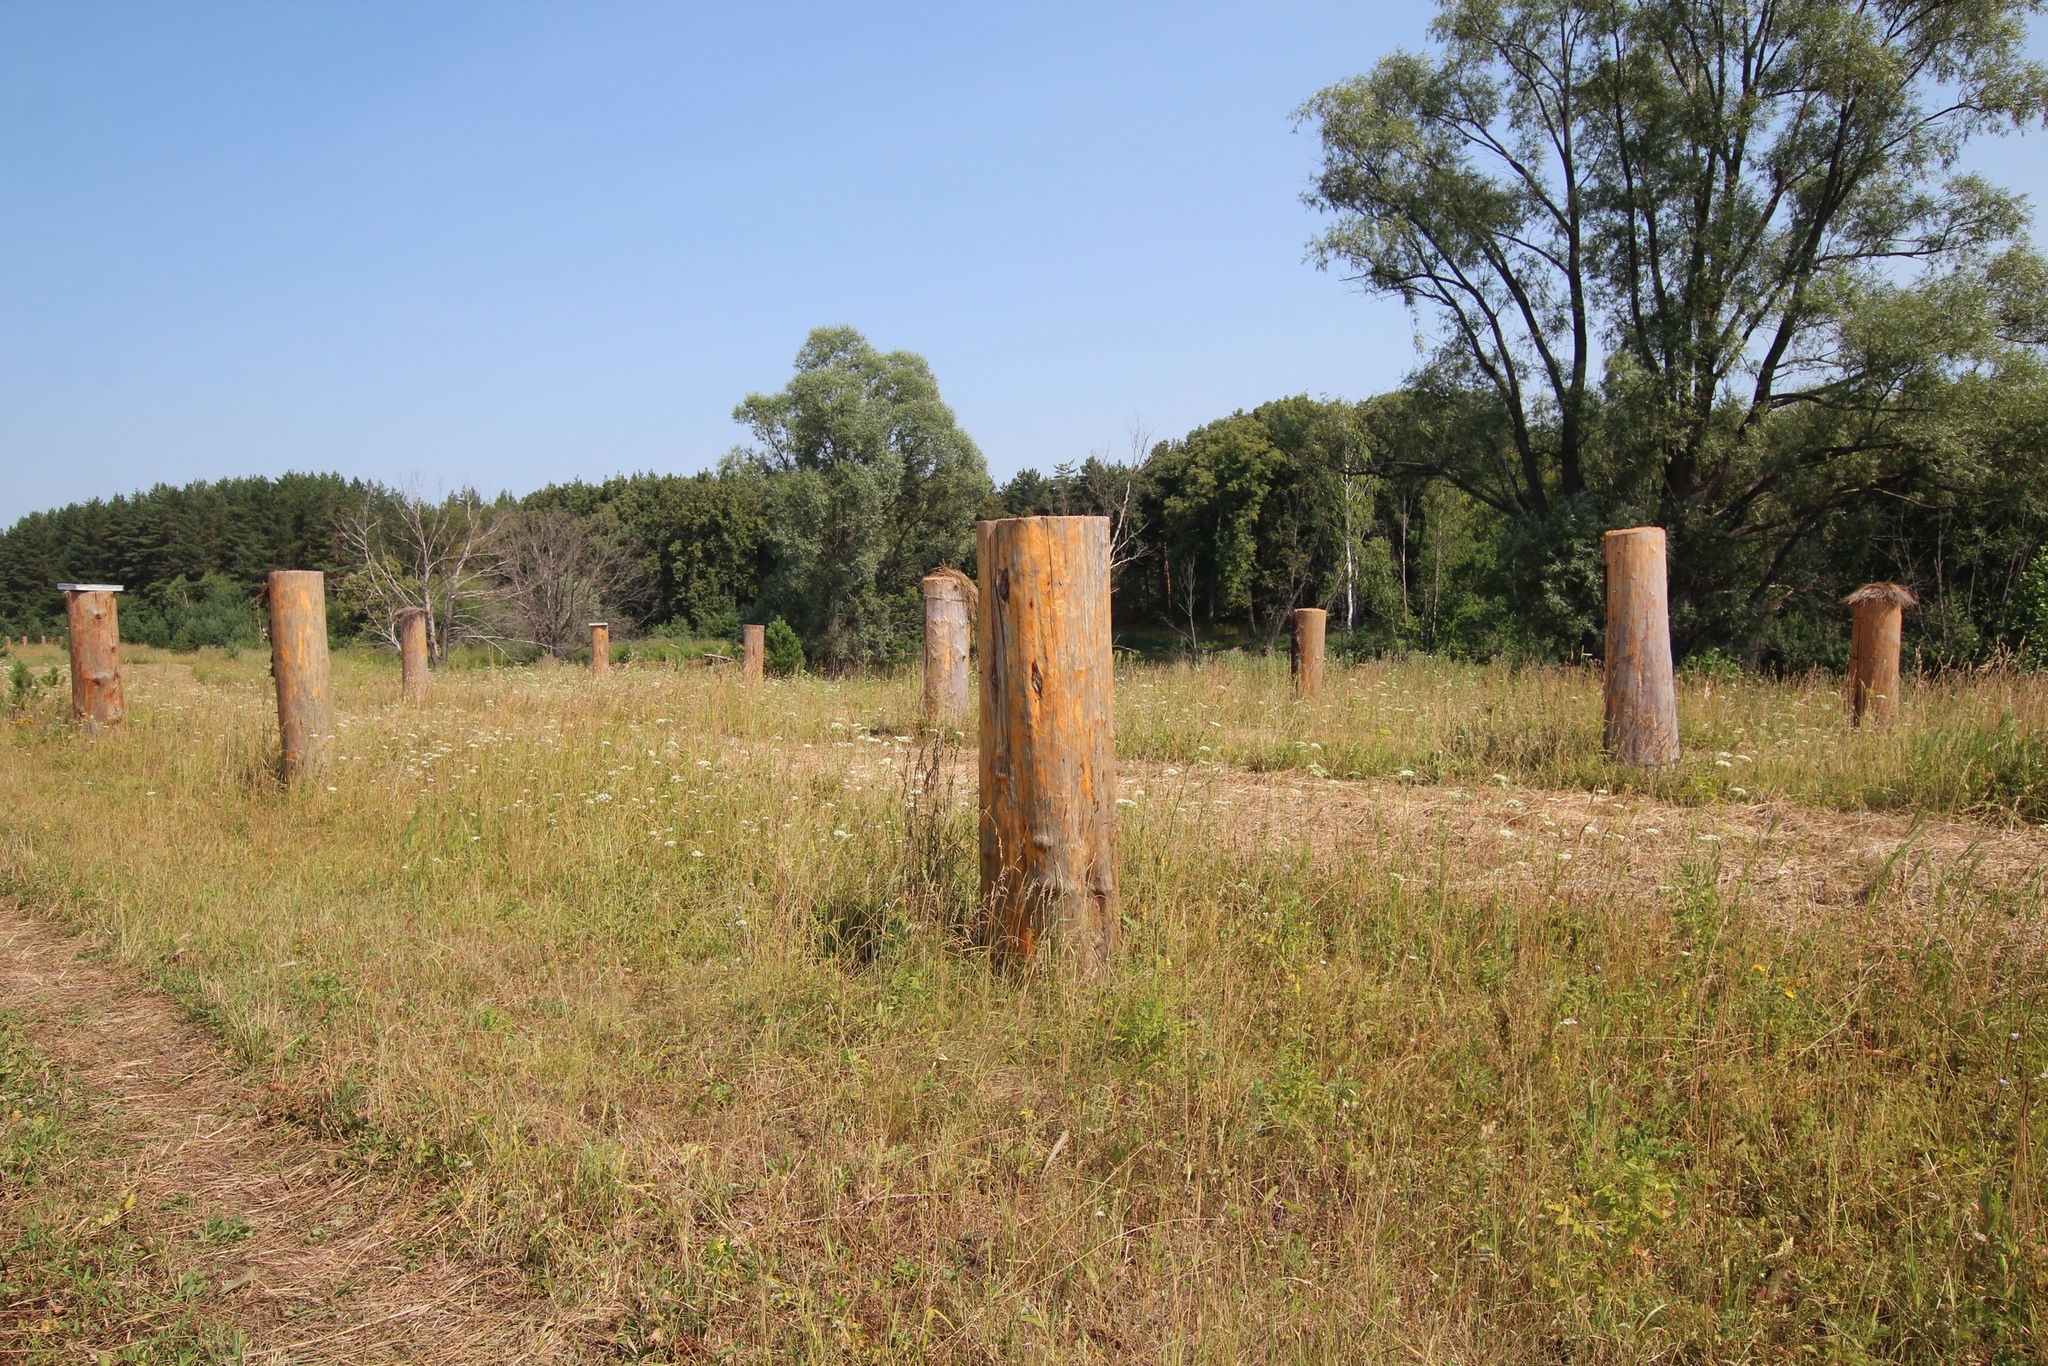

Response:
(5, 0), (2048, 673)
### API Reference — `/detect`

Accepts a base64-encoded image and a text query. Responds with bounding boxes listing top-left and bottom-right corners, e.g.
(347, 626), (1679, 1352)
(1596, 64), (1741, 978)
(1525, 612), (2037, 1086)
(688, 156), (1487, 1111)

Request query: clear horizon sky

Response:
(4, 2), (2044, 528)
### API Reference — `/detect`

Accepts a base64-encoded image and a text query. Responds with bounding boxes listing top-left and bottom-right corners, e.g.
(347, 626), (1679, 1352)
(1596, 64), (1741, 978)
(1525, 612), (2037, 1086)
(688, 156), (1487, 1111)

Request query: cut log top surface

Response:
(56, 584), (123, 593)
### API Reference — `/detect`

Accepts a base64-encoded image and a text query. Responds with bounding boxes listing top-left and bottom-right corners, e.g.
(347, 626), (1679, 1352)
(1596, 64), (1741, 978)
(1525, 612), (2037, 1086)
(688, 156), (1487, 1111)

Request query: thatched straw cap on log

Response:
(926, 565), (979, 615)
(1843, 582), (1918, 608)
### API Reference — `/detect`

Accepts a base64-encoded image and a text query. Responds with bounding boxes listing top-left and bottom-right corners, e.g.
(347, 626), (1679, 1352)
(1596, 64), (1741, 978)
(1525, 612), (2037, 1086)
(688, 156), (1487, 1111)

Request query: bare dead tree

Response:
(1079, 422), (1155, 573)
(495, 508), (646, 657)
(1165, 551), (1201, 659)
(341, 484), (503, 666)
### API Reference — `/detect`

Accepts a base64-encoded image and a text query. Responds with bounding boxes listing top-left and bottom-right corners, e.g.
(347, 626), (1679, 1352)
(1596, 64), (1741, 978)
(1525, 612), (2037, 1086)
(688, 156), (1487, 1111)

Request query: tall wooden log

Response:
(741, 624), (764, 683)
(922, 572), (972, 728)
(396, 607), (430, 703)
(1847, 583), (1916, 727)
(589, 622), (610, 678)
(978, 515), (1118, 974)
(1602, 527), (1680, 767)
(58, 584), (124, 730)
(267, 570), (333, 783)
(1291, 607), (1328, 697)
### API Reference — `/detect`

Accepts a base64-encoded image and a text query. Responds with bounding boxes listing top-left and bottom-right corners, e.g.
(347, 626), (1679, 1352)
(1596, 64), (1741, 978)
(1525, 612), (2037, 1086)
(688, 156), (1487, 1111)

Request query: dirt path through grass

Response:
(1121, 759), (2048, 925)
(0, 899), (587, 1364)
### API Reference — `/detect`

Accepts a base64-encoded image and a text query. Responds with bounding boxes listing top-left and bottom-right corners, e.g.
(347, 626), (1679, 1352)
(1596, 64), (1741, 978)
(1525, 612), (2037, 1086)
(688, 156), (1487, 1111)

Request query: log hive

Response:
(589, 622), (610, 678)
(58, 584), (124, 730)
(741, 624), (764, 683)
(267, 571), (333, 782)
(1847, 583), (1916, 727)
(1602, 527), (1680, 767)
(1291, 607), (1327, 697)
(922, 570), (974, 728)
(977, 515), (1118, 975)
(396, 607), (430, 703)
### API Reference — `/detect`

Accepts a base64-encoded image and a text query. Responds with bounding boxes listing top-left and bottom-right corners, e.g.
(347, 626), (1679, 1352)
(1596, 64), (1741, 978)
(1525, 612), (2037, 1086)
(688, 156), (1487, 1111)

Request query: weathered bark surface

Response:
(922, 574), (972, 729)
(741, 625), (764, 684)
(589, 623), (611, 678)
(1602, 528), (1680, 768)
(1291, 607), (1327, 697)
(397, 608), (430, 703)
(267, 571), (333, 783)
(1848, 592), (1908, 728)
(978, 516), (1118, 975)
(61, 588), (125, 730)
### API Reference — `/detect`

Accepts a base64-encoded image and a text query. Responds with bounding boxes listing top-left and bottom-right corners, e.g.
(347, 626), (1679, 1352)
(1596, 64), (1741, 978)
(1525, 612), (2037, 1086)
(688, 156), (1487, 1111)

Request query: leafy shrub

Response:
(693, 605), (741, 642)
(123, 574), (261, 652)
(763, 617), (805, 676)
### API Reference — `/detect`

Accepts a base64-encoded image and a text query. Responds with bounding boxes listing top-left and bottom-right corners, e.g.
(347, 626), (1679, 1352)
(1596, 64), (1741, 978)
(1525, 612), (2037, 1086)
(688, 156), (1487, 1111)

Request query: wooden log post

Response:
(1290, 607), (1328, 697)
(58, 584), (125, 730)
(1847, 583), (1916, 727)
(1602, 527), (1680, 767)
(396, 607), (430, 703)
(589, 622), (610, 678)
(978, 516), (1118, 975)
(922, 571), (973, 728)
(741, 624), (765, 684)
(267, 570), (333, 783)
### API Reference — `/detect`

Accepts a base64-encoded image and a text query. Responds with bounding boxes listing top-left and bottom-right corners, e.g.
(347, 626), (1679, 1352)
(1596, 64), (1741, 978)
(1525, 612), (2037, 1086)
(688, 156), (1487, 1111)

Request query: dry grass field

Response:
(3, 643), (2046, 1362)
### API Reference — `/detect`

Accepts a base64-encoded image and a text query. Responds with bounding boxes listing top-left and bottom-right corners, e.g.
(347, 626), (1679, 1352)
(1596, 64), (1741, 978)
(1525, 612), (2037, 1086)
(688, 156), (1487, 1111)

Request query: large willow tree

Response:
(1304, 0), (2048, 658)
(736, 327), (991, 672)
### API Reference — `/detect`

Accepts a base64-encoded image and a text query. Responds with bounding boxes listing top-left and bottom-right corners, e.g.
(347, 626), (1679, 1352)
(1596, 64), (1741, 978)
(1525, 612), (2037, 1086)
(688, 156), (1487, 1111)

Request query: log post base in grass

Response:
(1602, 527), (1680, 768)
(922, 570), (974, 729)
(396, 607), (430, 703)
(589, 622), (610, 678)
(1847, 583), (1916, 728)
(58, 584), (124, 730)
(1291, 607), (1327, 697)
(741, 624), (764, 683)
(977, 515), (1118, 976)
(267, 571), (333, 783)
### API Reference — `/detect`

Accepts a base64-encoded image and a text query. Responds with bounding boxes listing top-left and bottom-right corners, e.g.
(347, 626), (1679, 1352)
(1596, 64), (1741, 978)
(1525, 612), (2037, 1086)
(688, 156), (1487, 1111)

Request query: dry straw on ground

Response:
(1, 642), (2045, 1361)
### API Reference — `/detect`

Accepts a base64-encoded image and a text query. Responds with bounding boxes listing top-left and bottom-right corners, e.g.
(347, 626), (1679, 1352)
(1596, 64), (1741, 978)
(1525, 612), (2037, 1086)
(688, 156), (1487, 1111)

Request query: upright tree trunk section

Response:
(1291, 607), (1327, 697)
(268, 571), (333, 783)
(977, 516), (1118, 975)
(1847, 583), (1915, 727)
(922, 574), (972, 728)
(1602, 528), (1680, 767)
(396, 607), (430, 703)
(59, 585), (124, 730)
(741, 625), (764, 683)
(589, 623), (610, 678)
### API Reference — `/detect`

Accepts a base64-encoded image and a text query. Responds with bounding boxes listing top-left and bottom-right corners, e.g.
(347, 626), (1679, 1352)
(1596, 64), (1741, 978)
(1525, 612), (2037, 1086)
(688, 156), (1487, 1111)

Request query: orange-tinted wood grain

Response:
(396, 608), (430, 703)
(590, 623), (611, 678)
(1847, 583), (1914, 727)
(267, 571), (333, 783)
(1291, 607), (1327, 697)
(60, 586), (124, 730)
(1602, 527), (1680, 767)
(741, 624), (764, 684)
(977, 516), (1117, 975)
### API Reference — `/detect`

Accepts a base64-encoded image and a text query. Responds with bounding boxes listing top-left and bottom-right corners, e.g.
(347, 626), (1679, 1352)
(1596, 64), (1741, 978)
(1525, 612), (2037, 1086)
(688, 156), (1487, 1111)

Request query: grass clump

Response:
(1119, 653), (2048, 821)
(0, 646), (2043, 1358)
(0, 1016), (250, 1362)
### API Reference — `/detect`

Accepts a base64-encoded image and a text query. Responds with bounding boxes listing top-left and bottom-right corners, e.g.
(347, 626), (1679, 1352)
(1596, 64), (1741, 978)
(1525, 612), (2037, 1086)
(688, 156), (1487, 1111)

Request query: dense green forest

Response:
(5, 377), (2043, 672)
(7, 0), (2048, 674)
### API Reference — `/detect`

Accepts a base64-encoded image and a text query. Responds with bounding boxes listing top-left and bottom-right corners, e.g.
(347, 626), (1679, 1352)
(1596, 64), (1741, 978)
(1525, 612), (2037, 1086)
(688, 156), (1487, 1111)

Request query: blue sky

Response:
(2, 2), (2043, 526)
